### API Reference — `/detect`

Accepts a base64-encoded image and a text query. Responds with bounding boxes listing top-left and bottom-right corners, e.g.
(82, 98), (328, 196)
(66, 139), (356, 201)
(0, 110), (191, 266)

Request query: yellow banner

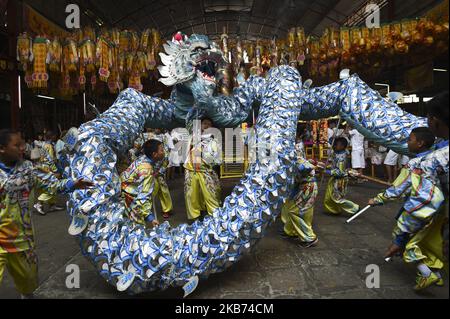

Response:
(23, 4), (69, 38)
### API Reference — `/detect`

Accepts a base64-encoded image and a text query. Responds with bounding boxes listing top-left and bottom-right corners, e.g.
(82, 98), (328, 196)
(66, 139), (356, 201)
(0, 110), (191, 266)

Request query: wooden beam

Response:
(7, 0), (19, 130)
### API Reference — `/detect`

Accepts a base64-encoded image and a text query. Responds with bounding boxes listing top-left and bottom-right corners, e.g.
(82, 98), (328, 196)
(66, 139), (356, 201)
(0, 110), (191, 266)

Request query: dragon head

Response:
(158, 33), (226, 90)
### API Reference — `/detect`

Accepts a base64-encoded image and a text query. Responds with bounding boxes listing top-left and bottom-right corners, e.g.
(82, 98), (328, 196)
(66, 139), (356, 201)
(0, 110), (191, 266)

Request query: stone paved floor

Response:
(1, 176), (448, 299)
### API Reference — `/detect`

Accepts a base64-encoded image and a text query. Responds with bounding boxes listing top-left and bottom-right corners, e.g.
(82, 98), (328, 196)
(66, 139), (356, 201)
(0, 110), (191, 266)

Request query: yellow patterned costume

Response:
(373, 144), (448, 273)
(1, 160), (78, 294)
(324, 150), (360, 215)
(36, 142), (59, 206)
(121, 155), (172, 225)
(281, 157), (318, 243)
(184, 134), (222, 220)
(147, 133), (174, 215)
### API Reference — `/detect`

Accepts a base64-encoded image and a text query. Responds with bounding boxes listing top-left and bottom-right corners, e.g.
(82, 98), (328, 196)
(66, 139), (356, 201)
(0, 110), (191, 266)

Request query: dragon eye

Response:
(194, 45), (210, 51)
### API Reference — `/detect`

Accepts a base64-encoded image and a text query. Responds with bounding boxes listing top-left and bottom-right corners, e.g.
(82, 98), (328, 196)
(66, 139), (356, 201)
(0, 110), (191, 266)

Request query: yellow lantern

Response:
(31, 37), (49, 88)
(48, 37), (62, 72)
(17, 33), (32, 71)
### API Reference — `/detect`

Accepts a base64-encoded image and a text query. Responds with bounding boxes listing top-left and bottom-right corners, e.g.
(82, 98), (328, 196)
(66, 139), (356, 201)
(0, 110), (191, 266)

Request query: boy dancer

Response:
(121, 140), (173, 227)
(146, 129), (174, 219)
(0, 129), (92, 298)
(320, 137), (360, 216)
(34, 131), (63, 215)
(184, 118), (222, 221)
(368, 127), (445, 291)
(281, 156), (319, 248)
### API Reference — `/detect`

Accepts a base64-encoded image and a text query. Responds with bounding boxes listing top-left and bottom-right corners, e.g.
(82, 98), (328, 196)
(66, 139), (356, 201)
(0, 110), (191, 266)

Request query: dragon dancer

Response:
(281, 156), (319, 248)
(33, 131), (63, 215)
(145, 129), (174, 219)
(121, 139), (171, 227)
(368, 127), (446, 291)
(184, 118), (222, 221)
(0, 129), (93, 298)
(321, 137), (360, 216)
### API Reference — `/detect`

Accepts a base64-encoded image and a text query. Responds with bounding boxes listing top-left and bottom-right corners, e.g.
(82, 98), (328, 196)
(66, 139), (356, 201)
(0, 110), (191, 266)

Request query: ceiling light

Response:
(37, 95), (55, 100)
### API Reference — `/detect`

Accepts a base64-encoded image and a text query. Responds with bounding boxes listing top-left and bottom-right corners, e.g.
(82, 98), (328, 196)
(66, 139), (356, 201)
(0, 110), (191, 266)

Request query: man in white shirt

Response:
(348, 126), (366, 178)
(384, 149), (410, 183)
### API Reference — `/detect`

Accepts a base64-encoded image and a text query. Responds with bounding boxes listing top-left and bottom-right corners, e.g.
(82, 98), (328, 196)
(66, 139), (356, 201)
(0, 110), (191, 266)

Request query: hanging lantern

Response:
(31, 37), (49, 88)
(152, 29), (162, 50)
(340, 28), (351, 51)
(381, 24), (394, 56)
(60, 60), (71, 96)
(97, 37), (111, 82)
(369, 28), (382, 54)
(79, 39), (96, 73)
(130, 31), (140, 53)
(63, 39), (79, 73)
(141, 29), (152, 51)
(48, 37), (62, 73)
(120, 30), (131, 52)
(250, 42), (263, 75)
(145, 49), (157, 71)
(17, 33), (32, 71)
(108, 69), (121, 94)
(221, 27), (229, 61)
(288, 28), (296, 49)
(296, 27), (306, 47)
(126, 53), (134, 74)
(136, 52), (147, 76)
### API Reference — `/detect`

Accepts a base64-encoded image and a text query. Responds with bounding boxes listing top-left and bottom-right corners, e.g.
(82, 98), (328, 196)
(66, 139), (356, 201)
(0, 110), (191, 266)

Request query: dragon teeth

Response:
(158, 66), (170, 78)
(159, 53), (173, 66)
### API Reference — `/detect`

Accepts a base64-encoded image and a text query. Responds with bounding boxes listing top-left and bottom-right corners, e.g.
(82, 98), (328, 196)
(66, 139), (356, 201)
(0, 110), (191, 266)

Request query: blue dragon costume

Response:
(59, 34), (434, 295)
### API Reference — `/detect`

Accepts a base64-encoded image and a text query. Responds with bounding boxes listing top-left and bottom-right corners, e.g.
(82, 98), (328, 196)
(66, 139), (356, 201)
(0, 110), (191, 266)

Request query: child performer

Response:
(281, 156), (319, 248)
(34, 131), (63, 215)
(0, 129), (92, 298)
(321, 137), (360, 216)
(184, 118), (222, 221)
(368, 127), (445, 291)
(146, 129), (174, 219)
(121, 140), (173, 227)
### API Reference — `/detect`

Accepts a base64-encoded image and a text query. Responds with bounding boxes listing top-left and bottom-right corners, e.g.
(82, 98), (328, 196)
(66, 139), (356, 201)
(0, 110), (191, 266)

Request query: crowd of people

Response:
(0, 91), (448, 298)
(297, 120), (414, 184)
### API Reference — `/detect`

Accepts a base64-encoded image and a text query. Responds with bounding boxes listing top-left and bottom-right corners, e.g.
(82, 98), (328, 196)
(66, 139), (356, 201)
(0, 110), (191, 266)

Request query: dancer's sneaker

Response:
(434, 272), (445, 287)
(278, 229), (297, 240)
(280, 233), (293, 240)
(299, 238), (319, 248)
(414, 272), (439, 291)
(49, 205), (65, 212)
(34, 203), (46, 216)
(436, 278), (445, 287)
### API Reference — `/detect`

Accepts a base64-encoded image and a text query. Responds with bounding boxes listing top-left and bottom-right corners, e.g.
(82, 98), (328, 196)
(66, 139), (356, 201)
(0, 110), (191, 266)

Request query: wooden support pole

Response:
(7, 0), (19, 130)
